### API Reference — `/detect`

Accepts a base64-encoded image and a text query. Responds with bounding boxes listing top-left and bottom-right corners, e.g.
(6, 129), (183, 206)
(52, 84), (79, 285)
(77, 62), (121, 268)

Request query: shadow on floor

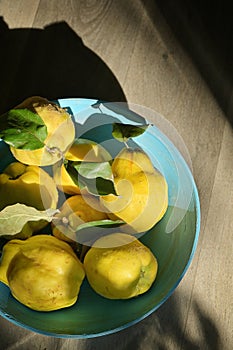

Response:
(0, 291), (221, 350)
(144, 0), (233, 126)
(0, 18), (126, 114)
(81, 291), (221, 350)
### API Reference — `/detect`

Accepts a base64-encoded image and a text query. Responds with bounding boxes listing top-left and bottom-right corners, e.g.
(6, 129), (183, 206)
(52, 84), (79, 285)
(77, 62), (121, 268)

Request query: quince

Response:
(10, 96), (75, 166)
(0, 235), (85, 311)
(100, 147), (168, 233)
(53, 139), (111, 195)
(84, 233), (158, 299)
(0, 161), (58, 211)
(52, 194), (108, 243)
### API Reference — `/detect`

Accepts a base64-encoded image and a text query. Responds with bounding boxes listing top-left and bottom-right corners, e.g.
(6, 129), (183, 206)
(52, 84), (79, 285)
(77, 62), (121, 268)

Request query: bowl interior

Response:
(0, 99), (200, 338)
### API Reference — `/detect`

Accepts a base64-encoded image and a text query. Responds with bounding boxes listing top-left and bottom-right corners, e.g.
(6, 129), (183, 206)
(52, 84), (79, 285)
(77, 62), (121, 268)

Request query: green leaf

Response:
(0, 109), (47, 150)
(73, 219), (125, 247)
(81, 176), (117, 196)
(73, 161), (113, 180)
(0, 204), (58, 237)
(112, 123), (150, 142)
(75, 219), (124, 232)
(66, 161), (117, 196)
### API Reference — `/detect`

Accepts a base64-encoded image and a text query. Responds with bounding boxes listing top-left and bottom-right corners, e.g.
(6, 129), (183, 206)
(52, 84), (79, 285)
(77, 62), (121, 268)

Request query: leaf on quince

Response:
(71, 219), (125, 248)
(0, 108), (47, 150)
(112, 123), (150, 142)
(66, 161), (117, 196)
(73, 161), (113, 179)
(0, 204), (58, 237)
(75, 219), (124, 232)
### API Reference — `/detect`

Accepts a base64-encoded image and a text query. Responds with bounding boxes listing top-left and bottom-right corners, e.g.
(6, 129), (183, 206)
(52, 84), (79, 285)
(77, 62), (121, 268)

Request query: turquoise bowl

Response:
(0, 98), (200, 338)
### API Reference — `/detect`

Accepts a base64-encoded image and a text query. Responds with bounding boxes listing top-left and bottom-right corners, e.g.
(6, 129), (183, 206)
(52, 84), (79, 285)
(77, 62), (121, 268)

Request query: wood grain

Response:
(0, 0), (232, 349)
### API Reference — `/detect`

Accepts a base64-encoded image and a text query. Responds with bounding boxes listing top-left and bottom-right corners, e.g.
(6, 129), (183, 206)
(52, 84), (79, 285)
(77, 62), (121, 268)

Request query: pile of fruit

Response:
(0, 97), (168, 311)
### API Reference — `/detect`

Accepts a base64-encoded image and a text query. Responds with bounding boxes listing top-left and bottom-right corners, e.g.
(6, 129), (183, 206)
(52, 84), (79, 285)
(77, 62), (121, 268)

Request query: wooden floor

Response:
(0, 0), (232, 349)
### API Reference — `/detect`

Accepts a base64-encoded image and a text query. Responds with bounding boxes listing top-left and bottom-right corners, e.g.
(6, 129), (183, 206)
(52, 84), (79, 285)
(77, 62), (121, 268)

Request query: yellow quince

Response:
(52, 194), (108, 243)
(0, 161), (59, 239)
(84, 233), (158, 299)
(10, 96), (75, 166)
(0, 161), (58, 211)
(53, 139), (111, 195)
(100, 147), (168, 233)
(0, 235), (85, 311)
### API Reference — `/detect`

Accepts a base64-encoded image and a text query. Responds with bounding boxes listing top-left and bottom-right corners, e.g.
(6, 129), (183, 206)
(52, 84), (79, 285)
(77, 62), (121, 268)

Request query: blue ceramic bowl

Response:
(0, 98), (200, 338)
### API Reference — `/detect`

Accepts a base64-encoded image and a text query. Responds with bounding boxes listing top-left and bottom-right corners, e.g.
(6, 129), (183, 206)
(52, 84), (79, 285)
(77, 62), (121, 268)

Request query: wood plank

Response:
(0, 0), (41, 113)
(122, 1), (227, 247)
(155, 0), (233, 126)
(0, 0), (40, 28)
(31, 0), (146, 99)
(182, 120), (233, 349)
